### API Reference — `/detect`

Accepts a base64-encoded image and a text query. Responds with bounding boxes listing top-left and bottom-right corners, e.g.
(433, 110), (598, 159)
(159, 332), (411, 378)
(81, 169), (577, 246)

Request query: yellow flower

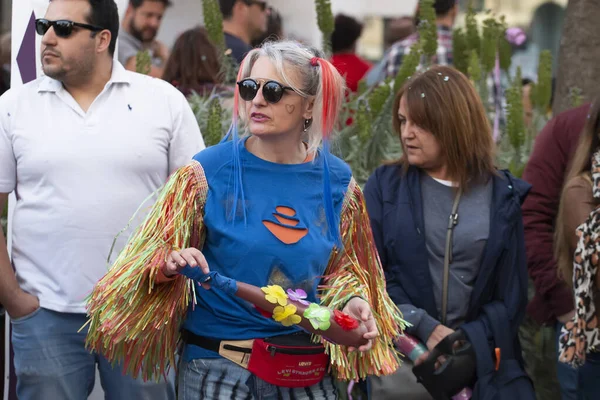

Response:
(261, 285), (288, 306)
(273, 304), (302, 327)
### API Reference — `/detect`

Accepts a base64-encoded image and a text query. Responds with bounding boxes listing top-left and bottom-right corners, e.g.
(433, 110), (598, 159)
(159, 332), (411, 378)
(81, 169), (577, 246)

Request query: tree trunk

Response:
(553, 0), (600, 115)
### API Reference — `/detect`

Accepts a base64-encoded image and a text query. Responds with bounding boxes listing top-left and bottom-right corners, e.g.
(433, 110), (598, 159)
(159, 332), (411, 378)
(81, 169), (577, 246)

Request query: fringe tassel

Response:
(318, 178), (407, 381)
(84, 161), (208, 382)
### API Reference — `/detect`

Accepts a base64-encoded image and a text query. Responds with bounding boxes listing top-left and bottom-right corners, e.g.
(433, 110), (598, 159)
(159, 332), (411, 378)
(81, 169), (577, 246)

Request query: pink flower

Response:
(506, 27), (527, 47)
(286, 288), (309, 305)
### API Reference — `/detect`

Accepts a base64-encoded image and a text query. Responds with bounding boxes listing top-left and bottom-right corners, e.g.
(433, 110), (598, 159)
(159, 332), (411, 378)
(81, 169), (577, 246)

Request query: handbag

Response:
(462, 303), (535, 400)
(183, 329), (329, 388)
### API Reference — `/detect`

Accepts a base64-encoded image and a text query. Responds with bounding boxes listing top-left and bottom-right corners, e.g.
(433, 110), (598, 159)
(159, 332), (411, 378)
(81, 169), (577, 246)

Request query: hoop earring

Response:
(303, 118), (312, 132)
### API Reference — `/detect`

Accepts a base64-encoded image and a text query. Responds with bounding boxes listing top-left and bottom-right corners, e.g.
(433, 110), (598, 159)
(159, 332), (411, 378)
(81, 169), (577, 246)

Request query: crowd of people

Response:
(0, 0), (599, 399)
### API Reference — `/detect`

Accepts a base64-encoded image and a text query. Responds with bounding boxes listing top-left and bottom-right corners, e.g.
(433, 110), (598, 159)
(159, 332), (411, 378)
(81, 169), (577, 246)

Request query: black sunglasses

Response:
(246, 0), (268, 11)
(237, 78), (294, 104)
(35, 18), (105, 38)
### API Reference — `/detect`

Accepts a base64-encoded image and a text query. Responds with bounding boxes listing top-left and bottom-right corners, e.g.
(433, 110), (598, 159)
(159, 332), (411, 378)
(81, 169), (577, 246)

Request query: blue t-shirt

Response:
(183, 138), (352, 361)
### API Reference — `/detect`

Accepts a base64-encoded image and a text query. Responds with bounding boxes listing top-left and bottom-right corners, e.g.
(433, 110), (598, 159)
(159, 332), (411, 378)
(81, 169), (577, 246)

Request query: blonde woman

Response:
(85, 40), (405, 400)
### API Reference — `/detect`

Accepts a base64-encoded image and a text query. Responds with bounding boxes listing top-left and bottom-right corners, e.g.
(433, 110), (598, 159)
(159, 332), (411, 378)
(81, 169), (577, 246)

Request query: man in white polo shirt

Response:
(0, 0), (204, 399)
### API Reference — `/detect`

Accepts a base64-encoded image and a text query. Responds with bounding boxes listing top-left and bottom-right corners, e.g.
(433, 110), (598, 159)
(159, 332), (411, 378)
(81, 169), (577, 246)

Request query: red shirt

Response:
(330, 53), (372, 92)
(522, 103), (590, 324)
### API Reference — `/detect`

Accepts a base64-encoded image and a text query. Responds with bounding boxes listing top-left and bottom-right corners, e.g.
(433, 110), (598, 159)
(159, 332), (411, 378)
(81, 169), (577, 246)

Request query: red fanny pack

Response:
(247, 333), (329, 388)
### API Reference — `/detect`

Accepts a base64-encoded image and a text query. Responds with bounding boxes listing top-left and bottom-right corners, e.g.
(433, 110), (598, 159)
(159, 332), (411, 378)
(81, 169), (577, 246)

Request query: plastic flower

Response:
(286, 288), (309, 305)
(254, 305), (272, 319)
(273, 304), (301, 327)
(303, 303), (331, 331)
(333, 310), (360, 331)
(261, 285), (288, 306)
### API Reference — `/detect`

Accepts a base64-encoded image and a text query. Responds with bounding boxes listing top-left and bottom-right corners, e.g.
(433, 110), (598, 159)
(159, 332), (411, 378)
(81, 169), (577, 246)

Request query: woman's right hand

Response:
(164, 248), (209, 278)
(426, 324), (455, 351)
(415, 324), (455, 366)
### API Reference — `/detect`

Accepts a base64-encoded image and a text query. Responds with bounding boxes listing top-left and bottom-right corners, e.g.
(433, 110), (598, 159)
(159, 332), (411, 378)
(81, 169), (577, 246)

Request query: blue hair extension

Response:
(322, 139), (342, 247)
(221, 119), (247, 225)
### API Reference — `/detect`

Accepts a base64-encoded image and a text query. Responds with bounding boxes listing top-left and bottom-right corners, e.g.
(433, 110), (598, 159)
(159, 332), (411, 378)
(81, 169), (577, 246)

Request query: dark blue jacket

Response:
(364, 164), (531, 356)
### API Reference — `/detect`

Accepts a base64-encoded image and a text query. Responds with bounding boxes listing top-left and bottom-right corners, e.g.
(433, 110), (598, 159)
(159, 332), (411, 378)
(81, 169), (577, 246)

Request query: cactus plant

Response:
(418, 0), (438, 63)
(135, 50), (151, 75)
(315, 0), (335, 55)
(394, 43), (422, 92)
(202, 0), (238, 83)
(453, 28), (469, 75)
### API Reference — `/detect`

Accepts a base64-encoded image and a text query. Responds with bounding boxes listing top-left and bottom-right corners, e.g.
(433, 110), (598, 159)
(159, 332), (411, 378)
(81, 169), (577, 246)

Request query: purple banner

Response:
(16, 11), (37, 84)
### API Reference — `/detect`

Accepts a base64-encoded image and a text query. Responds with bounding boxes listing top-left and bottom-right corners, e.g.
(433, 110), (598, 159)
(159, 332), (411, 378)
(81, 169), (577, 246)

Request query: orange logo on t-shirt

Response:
(263, 206), (309, 245)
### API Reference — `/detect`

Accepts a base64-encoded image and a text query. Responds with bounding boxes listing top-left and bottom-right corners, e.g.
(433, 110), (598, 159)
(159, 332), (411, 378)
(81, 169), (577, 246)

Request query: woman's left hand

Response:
(342, 297), (379, 352)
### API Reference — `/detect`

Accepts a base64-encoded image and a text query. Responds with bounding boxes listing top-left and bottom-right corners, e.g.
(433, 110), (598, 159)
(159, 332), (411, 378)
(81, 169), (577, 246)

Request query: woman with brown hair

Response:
(556, 101), (600, 398)
(364, 65), (532, 398)
(162, 27), (230, 97)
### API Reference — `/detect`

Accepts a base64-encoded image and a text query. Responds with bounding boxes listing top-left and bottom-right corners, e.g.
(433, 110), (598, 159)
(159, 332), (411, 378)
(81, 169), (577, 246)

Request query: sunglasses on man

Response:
(237, 78), (296, 104)
(35, 18), (105, 39)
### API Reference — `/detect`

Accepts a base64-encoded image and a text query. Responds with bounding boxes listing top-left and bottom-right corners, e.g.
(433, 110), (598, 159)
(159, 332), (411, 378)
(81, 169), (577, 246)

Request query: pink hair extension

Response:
(313, 56), (343, 245)
(313, 57), (343, 140)
(232, 58), (245, 125)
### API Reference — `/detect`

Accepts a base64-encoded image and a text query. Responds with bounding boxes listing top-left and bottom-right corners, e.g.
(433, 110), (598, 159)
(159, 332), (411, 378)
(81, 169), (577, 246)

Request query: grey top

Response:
(117, 30), (163, 67)
(399, 172), (492, 343)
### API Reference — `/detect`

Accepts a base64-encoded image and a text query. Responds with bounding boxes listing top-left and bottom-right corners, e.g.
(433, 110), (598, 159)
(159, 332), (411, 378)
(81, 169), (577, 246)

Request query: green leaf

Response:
(394, 43), (421, 92)
(188, 90), (234, 147)
(203, 0), (238, 83)
(465, 4), (480, 57)
(369, 83), (392, 119)
(569, 87), (584, 108)
(202, 0), (225, 51)
(135, 50), (151, 75)
(506, 67), (526, 153)
(418, 0), (438, 61)
(467, 49), (481, 82)
(532, 50), (552, 111)
(498, 35), (512, 72)
(480, 16), (500, 74)
(453, 28), (469, 74)
(315, 0), (334, 55)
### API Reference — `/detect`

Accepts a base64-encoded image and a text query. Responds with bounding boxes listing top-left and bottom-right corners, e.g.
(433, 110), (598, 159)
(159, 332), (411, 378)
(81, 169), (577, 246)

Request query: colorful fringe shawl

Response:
(85, 163), (406, 382)
(85, 161), (207, 381)
(319, 178), (406, 380)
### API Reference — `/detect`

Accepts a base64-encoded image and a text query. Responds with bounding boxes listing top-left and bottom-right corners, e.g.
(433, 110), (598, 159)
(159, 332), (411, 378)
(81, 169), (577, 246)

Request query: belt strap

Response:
(182, 329), (252, 354)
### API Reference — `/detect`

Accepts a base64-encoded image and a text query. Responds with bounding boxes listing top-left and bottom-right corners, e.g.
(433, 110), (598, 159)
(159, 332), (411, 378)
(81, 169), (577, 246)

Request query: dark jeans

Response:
(578, 352), (600, 400)
(555, 322), (579, 400)
(11, 307), (175, 400)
